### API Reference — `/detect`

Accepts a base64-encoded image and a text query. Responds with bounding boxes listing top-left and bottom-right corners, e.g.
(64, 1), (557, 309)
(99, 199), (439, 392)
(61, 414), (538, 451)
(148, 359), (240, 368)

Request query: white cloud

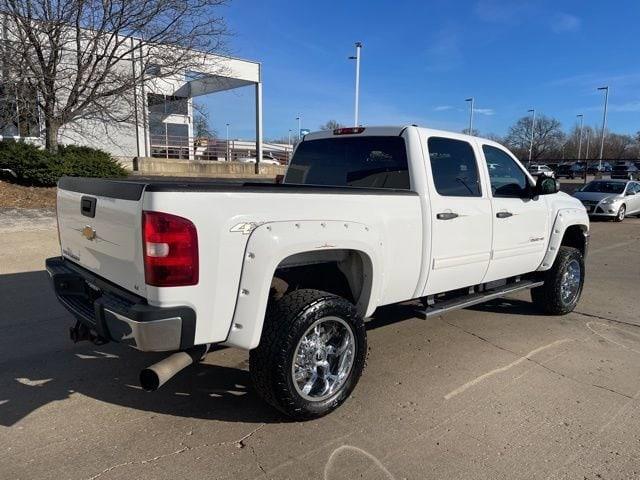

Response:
(434, 105), (454, 111)
(584, 101), (640, 113)
(425, 26), (462, 72)
(551, 13), (581, 33)
(474, 0), (532, 24)
(474, 108), (495, 116)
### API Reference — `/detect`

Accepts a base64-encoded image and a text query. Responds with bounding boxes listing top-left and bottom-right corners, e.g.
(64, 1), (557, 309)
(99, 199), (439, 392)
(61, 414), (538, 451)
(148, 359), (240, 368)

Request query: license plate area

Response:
(54, 274), (102, 301)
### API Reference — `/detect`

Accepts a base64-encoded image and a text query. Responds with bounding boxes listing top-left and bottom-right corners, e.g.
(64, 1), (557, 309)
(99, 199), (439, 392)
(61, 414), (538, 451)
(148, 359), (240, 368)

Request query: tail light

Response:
(333, 127), (365, 135)
(142, 211), (198, 287)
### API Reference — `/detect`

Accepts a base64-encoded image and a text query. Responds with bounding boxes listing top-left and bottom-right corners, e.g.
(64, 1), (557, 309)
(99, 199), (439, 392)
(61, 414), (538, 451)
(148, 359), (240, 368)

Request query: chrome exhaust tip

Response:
(140, 345), (208, 392)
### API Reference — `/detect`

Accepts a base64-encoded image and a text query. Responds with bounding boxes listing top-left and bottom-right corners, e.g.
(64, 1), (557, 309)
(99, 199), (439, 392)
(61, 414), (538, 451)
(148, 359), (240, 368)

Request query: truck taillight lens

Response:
(333, 127), (365, 135)
(142, 211), (199, 287)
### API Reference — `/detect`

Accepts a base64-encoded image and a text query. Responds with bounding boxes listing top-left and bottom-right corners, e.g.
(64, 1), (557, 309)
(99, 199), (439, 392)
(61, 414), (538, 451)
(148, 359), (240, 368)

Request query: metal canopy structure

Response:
(144, 53), (263, 169)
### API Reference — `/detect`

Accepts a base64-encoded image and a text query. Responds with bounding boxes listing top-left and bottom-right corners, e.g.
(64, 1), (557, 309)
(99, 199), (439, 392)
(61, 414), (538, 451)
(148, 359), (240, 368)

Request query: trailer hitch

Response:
(69, 320), (109, 345)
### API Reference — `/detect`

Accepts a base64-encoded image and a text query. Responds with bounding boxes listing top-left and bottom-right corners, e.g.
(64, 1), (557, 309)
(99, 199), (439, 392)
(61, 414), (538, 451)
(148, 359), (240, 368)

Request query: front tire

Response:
(531, 246), (584, 315)
(614, 204), (626, 222)
(250, 289), (367, 420)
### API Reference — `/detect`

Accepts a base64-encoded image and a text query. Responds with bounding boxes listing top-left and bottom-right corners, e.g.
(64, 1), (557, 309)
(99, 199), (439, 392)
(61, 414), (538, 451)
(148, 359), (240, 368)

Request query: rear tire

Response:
(249, 289), (367, 420)
(531, 246), (584, 315)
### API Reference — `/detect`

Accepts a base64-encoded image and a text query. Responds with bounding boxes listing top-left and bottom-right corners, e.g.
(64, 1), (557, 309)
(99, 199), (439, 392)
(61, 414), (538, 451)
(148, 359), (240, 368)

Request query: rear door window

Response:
(285, 136), (409, 189)
(427, 137), (481, 197)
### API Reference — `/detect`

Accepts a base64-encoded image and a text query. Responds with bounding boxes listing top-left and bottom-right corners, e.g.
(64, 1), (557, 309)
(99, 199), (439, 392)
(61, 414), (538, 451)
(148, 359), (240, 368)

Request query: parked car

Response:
(237, 153), (281, 165)
(573, 179), (640, 221)
(611, 163), (640, 180)
(528, 164), (556, 178)
(555, 164), (575, 179)
(46, 126), (589, 419)
(585, 162), (612, 174)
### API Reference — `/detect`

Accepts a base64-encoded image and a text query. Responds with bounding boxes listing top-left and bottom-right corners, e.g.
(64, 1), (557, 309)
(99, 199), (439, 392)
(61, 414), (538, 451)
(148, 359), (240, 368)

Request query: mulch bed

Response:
(0, 180), (57, 210)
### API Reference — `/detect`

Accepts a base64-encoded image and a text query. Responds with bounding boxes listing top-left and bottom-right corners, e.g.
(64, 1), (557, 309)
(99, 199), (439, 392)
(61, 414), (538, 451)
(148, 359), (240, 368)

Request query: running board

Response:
(422, 279), (544, 318)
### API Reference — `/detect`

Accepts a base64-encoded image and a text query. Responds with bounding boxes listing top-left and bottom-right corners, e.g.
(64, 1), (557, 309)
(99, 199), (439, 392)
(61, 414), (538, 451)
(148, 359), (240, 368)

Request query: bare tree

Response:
(193, 102), (215, 139)
(603, 133), (634, 159)
(319, 120), (343, 131)
(0, 0), (228, 151)
(504, 114), (565, 161)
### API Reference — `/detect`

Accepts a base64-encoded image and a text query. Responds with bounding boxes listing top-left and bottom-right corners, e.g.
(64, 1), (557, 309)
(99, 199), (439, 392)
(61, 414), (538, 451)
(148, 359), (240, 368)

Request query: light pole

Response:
(288, 129), (292, 163)
(597, 86), (609, 171)
(583, 129), (591, 184)
(349, 42), (363, 127)
(296, 116), (302, 142)
(225, 123), (230, 161)
(585, 130), (590, 160)
(576, 114), (584, 160)
(465, 97), (474, 134)
(528, 108), (536, 166)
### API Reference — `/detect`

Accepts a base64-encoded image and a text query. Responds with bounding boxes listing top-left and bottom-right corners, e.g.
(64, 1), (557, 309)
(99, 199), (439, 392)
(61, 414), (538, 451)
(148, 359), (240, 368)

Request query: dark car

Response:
(611, 163), (640, 180)
(586, 162), (611, 174)
(555, 164), (575, 179)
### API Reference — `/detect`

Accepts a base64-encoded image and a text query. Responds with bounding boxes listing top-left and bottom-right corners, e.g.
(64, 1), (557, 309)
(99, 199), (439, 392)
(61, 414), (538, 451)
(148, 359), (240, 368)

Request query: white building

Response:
(0, 39), (264, 163)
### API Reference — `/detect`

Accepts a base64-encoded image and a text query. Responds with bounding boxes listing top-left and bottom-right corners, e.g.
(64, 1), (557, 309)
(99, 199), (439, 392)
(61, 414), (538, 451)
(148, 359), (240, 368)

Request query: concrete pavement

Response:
(1, 212), (639, 480)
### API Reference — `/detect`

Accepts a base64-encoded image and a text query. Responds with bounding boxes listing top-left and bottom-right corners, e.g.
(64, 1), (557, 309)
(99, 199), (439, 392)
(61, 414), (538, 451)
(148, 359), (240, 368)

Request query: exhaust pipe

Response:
(140, 345), (209, 392)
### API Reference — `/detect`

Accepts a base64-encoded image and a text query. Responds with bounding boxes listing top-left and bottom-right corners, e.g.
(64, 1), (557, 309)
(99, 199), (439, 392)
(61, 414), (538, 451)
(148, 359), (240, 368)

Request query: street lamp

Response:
(225, 123), (230, 161)
(576, 114), (584, 160)
(528, 108), (536, 166)
(597, 86), (609, 171)
(288, 129), (292, 163)
(465, 97), (474, 135)
(296, 116), (302, 142)
(349, 42), (363, 127)
(585, 130), (590, 160)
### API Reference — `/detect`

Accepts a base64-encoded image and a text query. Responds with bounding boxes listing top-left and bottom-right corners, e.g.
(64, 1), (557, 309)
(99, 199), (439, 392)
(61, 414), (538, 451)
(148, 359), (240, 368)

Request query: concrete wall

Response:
(134, 157), (287, 178)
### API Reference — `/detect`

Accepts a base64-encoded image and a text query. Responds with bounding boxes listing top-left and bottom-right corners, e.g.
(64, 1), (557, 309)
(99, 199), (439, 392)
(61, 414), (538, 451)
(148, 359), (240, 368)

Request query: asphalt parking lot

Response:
(1, 210), (639, 480)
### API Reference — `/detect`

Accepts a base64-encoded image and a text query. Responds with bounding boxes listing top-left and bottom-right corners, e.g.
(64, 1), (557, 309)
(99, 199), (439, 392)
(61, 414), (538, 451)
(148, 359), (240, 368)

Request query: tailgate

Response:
(56, 177), (147, 296)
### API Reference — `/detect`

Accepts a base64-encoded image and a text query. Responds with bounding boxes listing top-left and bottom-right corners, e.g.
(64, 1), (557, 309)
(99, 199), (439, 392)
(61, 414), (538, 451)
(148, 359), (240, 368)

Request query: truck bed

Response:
(58, 176), (417, 199)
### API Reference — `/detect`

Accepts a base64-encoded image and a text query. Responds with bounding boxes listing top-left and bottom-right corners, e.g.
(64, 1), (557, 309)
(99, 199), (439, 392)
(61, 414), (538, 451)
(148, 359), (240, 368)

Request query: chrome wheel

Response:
(560, 259), (581, 305)
(618, 205), (626, 221)
(292, 316), (355, 402)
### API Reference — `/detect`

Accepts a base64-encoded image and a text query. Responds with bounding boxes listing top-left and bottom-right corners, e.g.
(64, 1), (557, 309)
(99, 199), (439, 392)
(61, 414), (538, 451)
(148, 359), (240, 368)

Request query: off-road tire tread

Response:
(249, 289), (366, 420)
(531, 246), (584, 315)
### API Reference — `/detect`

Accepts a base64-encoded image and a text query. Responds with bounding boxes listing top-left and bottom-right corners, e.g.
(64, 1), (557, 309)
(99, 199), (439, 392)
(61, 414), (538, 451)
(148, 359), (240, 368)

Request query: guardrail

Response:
(149, 135), (293, 164)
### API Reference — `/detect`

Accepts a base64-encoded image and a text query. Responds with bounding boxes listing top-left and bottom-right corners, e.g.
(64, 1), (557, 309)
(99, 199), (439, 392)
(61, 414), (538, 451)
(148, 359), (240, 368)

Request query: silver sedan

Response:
(572, 180), (640, 221)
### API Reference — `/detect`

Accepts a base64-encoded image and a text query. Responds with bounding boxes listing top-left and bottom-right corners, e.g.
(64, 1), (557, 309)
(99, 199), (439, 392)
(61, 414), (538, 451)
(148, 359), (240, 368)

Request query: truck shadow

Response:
(0, 269), (543, 427)
(0, 270), (284, 427)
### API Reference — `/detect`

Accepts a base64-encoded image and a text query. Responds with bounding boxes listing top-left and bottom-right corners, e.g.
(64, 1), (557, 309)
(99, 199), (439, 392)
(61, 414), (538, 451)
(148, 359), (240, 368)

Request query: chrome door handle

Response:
(436, 212), (459, 220)
(496, 211), (513, 219)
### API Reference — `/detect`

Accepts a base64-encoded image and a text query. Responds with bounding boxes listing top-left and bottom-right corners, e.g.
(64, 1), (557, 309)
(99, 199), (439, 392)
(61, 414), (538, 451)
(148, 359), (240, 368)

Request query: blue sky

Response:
(203, 0), (640, 141)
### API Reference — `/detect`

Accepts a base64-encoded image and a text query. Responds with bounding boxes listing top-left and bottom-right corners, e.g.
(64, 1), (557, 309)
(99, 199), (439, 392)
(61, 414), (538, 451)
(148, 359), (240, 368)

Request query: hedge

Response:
(0, 141), (127, 186)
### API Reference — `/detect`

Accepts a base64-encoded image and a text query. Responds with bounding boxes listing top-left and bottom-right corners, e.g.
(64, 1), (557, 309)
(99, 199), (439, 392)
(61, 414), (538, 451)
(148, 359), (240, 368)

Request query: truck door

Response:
(423, 136), (493, 294)
(479, 144), (549, 283)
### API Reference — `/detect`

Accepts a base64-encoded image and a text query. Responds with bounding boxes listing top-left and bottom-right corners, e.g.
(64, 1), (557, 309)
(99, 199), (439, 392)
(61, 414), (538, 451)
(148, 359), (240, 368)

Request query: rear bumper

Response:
(45, 257), (195, 352)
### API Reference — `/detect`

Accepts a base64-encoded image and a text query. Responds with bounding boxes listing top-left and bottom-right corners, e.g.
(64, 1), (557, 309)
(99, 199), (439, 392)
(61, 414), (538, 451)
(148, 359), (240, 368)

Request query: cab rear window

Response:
(285, 136), (410, 190)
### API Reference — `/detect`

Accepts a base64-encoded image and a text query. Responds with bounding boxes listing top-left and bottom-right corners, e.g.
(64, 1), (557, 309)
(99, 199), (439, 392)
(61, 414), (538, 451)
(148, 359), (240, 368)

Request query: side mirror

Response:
(534, 174), (560, 196)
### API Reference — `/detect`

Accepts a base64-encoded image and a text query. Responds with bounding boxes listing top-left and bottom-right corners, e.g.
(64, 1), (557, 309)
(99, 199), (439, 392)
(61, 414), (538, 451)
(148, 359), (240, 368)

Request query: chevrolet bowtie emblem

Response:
(82, 225), (97, 241)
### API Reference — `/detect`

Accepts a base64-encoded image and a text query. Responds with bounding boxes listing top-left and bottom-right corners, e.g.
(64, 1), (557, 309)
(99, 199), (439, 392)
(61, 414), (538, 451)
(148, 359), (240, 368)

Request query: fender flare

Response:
(538, 207), (589, 271)
(223, 220), (383, 350)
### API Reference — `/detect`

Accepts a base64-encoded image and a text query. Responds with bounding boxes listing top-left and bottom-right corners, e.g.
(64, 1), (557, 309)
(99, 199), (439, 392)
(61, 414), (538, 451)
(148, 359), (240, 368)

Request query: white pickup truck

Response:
(47, 126), (589, 419)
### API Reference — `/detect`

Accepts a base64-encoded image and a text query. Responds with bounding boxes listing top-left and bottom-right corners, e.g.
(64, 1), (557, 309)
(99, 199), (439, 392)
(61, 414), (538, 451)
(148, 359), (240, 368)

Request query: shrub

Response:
(57, 144), (128, 180)
(0, 141), (127, 186)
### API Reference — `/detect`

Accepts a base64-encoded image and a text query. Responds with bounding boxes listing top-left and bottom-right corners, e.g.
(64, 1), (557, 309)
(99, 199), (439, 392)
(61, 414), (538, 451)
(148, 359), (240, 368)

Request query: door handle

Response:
(496, 211), (513, 219)
(436, 212), (459, 220)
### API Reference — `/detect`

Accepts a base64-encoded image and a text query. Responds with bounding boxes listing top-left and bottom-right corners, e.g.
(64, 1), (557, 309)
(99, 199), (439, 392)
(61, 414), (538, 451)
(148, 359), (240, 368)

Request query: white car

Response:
(237, 154), (280, 165)
(529, 164), (556, 178)
(47, 126), (589, 419)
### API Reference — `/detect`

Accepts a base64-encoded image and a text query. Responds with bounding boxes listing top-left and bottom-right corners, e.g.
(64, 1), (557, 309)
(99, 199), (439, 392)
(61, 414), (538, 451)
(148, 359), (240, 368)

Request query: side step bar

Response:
(422, 279), (544, 318)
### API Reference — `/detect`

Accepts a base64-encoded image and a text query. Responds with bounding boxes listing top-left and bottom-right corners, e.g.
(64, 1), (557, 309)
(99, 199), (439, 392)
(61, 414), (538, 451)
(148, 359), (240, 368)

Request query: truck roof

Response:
(303, 125), (504, 149)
